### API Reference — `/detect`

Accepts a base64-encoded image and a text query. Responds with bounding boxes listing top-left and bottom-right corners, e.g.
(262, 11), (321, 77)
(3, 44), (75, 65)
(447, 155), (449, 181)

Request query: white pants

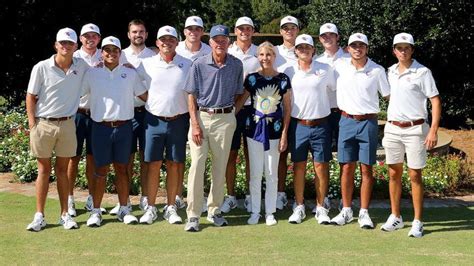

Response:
(247, 137), (280, 215)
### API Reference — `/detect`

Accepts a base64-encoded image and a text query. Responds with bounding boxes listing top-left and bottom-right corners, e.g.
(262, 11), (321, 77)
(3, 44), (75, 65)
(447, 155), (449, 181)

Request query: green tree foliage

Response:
(209, 0), (253, 28)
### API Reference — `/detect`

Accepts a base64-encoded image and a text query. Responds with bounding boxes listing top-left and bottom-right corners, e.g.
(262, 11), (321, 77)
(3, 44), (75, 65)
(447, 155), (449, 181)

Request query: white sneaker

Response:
(59, 213), (78, 230)
(86, 209), (102, 227)
(140, 206), (158, 224)
(358, 210), (374, 229)
(139, 196), (148, 211)
(265, 214), (277, 226)
(244, 194), (252, 213)
(68, 199), (77, 217)
(110, 200), (132, 215)
(276, 192), (288, 210)
(408, 220), (424, 238)
(184, 217), (200, 232)
(288, 204), (306, 224)
(220, 196), (237, 213)
(381, 214), (404, 232)
(312, 197), (332, 214)
(84, 195), (93, 211)
(315, 207), (331, 225)
(163, 205), (183, 224)
(175, 195), (186, 209)
(26, 212), (46, 232)
(330, 208), (354, 226)
(202, 197), (208, 213)
(117, 206), (138, 224)
(247, 213), (261, 225)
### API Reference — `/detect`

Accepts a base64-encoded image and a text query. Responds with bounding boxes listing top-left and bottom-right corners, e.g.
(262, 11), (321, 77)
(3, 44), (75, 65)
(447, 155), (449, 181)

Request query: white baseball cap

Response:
(280, 16), (299, 28)
(348, 33), (368, 45)
(56, 28), (77, 43)
(393, 32), (414, 46)
(157, 25), (178, 39)
(295, 34), (314, 47)
(101, 36), (121, 49)
(185, 16), (204, 28)
(235, 16), (254, 28)
(319, 23), (338, 35)
(80, 23), (101, 36)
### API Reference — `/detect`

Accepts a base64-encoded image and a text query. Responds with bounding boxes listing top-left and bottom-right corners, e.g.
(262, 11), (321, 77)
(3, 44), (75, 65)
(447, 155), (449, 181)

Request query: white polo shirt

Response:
(73, 48), (102, 109)
(27, 55), (89, 118)
(176, 41), (211, 61)
(120, 46), (156, 107)
(274, 44), (297, 71)
(387, 59), (439, 121)
(283, 61), (336, 119)
(334, 58), (390, 115)
(82, 65), (147, 122)
(228, 42), (260, 105)
(138, 54), (192, 117)
(316, 47), (350, 109)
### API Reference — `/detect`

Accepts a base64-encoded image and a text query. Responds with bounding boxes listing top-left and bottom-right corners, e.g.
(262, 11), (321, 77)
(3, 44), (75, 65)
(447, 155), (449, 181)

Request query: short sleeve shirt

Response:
(244, 72), (291, 146)
(274, 44), (297, 71)
(316, 47), (350, 108)
(183, 53), (244, 108)
(82, 65), (147, 122)
(387, 59), (439, 121)
(139, 54), (192, 117)
(73, 48), (102, 109)
(176, 41), (211, 61)
(334, 58), (390, 114)
(27, 55), (89, 118)
(228, 42), (260, 105)
(284, 61), (336, 119)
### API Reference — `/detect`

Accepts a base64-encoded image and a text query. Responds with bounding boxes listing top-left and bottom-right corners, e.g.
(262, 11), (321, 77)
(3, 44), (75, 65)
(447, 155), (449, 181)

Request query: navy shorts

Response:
(91, 120), (133, 168)
(328, 110), (341, 151)
(231, 105), (252, 150)
(337, 116), (378, 165)
(74, 112), (93, 156)
(131, 108), (146, 153)
(144, 111), (190, 163)
(289, 118), (332, 163)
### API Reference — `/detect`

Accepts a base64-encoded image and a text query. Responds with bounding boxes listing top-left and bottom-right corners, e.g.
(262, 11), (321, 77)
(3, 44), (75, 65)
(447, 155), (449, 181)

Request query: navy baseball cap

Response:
(209, 25), (229, 38)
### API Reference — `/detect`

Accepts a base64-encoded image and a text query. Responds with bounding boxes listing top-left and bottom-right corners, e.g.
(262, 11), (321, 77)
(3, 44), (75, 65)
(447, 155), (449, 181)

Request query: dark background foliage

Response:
(2, 0), (472, 127)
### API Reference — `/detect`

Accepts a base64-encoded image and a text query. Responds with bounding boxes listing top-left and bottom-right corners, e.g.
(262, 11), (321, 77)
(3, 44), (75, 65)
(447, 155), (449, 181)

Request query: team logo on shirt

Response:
(72, 70), (77, 75)
(406, 77), (411, 82)
(178, 63), (183, 68)
(365, 70), (371, 76)
(121, 73), (127, 79)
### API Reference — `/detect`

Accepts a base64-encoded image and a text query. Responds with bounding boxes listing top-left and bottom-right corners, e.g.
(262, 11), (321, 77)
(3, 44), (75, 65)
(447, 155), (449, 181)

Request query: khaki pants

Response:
(186, 111), (236, 218)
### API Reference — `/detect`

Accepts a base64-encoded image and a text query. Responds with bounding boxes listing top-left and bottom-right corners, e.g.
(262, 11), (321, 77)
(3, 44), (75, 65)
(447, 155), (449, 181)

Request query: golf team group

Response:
(25, 14), (441, 238)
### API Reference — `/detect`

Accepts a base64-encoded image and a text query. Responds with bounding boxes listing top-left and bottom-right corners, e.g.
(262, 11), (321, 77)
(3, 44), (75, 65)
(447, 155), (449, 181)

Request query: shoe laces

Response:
(189, 217), (199, 223)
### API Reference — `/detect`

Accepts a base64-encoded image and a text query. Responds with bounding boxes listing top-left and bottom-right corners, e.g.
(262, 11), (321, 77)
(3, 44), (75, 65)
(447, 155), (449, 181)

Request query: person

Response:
(108, 19), (156, 215)
(274, 15), (300, 211)
(26, 27), (88, 231)
(222, 16), (260, 213)
(67, 23), (104, 216)
(175, 15), (212, 211)
(183, 25), (243, 232)
(137, 26), (192, 225)
(314, 22), (350, 213)
(176, 16), (212, 61)
(235, 41), (291, 225)
(84, 36), (147, 227)
(381, 33), (441, 238)
(330, 33), (390, 229)
(282, 34), (336, 224)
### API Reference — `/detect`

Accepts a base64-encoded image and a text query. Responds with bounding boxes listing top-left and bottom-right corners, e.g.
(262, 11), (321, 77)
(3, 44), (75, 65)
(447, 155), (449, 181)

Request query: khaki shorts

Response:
(382, 122), (429, 169)
(29, 118), (77, 158)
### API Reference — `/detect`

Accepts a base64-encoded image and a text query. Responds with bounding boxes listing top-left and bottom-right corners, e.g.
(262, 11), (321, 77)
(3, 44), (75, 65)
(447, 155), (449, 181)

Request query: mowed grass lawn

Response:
(0, 192), (473, 264)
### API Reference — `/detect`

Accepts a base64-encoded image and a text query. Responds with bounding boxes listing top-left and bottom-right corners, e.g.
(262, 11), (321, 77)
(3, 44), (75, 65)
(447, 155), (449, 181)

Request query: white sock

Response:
(68, 195), (74, 202)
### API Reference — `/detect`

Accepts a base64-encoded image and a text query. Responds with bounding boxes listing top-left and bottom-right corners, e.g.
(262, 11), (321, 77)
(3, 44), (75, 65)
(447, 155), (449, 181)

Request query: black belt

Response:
(156, 113), (186, 122)
(101, 120), (130, 128)
(199, 106), (233, 114)
(295, 117), (328, 127)
(37, 116), (72, 121)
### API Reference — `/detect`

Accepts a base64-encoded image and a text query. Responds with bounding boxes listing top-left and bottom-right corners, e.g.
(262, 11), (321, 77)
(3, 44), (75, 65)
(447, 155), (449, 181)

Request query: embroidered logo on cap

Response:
(193, 18), (198, 22)
(90, 26), (95, 30)
(216, 27), (224, 32)
(326, 25), (332, 29)
(302, 36), (307, 41)
(401, 36), (407, 40)
(66, 32), (71, 36)
(357, 34), (362, 39)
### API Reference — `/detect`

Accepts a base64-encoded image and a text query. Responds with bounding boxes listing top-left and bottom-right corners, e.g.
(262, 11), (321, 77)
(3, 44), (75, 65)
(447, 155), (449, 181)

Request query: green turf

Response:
(0, 192), (473, 264)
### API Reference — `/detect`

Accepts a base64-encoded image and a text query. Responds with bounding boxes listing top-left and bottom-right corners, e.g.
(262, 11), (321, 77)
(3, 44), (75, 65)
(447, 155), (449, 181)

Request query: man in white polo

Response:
(137, 26), (192, 225)
(331, 33), (390, 229)
(26, 27), (88, 231)
(222, 16), (260, 213)
(176, 15), (211, 61)
(274, 15), (300, 211)
(314, 22), (350, 213)
(108, 19), (157, 215)
(67, 23), (104, 217)
(83, 36), (147, 227)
